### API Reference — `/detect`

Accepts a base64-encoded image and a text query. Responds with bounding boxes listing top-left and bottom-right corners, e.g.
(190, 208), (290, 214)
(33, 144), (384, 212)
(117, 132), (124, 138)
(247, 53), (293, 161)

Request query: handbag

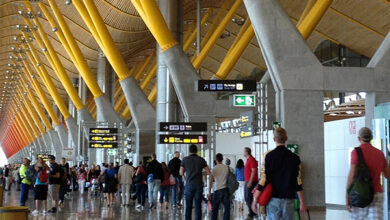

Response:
(169, 174), (176, 185)
(133, 172), (145, 184)
(253, 183), (273, 206)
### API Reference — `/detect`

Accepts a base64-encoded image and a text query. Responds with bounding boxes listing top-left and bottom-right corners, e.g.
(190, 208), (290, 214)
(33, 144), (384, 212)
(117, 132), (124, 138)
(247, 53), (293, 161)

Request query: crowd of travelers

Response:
(1, 127), (385, 219)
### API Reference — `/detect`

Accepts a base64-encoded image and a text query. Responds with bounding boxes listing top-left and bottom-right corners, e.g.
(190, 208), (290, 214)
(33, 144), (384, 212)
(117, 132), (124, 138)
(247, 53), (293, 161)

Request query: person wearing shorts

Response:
(32, 158), (49, 215)
(48, 155), (61, 213)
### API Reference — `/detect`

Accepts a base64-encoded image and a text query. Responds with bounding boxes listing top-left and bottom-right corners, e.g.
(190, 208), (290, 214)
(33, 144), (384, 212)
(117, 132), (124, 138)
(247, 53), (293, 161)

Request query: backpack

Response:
(38, 168), (48, 183)
(226, 166), (239, 196)
(347, 147), (374, 208)
(25, 165), (36, 182)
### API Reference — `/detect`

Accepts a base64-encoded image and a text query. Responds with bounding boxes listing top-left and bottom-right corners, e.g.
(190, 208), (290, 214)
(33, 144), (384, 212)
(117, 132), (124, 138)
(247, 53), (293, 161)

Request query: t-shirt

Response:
(49, 163), (61, 185)
(181, 154), (208, 185)
(168, 157), (182, 177)
(19, 164), (31, 185)
(235, 167), (245, 181)
(351, 143), (387, 193)
(212, 164), (229, 191)
(35, 167), (49, 185)
(244, 156), (258, 183)
(106, 168), (117, 178)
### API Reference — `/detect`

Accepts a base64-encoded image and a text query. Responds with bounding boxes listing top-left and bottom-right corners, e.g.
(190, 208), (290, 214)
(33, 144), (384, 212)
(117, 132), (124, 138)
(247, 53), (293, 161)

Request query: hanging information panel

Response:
(159, 135), (207, 144)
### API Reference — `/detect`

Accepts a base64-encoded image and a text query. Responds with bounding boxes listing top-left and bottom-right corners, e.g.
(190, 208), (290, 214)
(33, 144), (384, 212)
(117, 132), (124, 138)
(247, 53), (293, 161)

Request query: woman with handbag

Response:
(134, 161), (147, 210)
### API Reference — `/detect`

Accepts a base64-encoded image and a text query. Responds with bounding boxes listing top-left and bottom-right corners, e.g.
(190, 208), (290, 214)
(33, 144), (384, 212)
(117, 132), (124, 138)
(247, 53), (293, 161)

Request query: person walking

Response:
(4, 165), (9, 191)
(159, 162), (171, 210)
(235, 159), (245, 212)
(118, 159), (135, 207)
(59, 158), (69, 206)
(135, 161), (147, 210)
(168, 151), (184, 208)
(180, 144), (211, 220)
(12, 165), (20, 191)
(31, 158), (50, 215)
(252, 127), (308, 219)
(146, 153), (164, 209)
(19, 158), (31, 206)
(243, 147), (258, 219)
(104, 163), (118, 207)
(48, 155), (62, 213)
(77, 164), (87, 194)
(346, 127), (390, 219)
(209, 153), (231, 220)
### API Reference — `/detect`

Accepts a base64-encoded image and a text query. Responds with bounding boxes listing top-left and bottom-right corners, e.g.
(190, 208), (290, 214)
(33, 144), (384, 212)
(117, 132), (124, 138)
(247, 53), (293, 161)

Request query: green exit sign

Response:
(233, 94), (256, 107)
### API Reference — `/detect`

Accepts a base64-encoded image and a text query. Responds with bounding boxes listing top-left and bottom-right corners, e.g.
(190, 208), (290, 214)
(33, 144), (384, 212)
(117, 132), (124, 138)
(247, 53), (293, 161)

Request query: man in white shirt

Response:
(118, 159), (135, 207)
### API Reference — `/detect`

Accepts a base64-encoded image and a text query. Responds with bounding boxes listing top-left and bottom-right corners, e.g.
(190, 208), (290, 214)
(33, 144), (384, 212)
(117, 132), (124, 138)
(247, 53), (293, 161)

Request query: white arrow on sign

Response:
(236, 97), (244, 104)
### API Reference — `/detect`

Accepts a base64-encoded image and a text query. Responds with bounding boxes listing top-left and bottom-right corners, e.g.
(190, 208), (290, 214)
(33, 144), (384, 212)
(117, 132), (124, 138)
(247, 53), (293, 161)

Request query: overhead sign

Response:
(89, 143), (118, 148)
(89, 135), (118, 142)
(239, 110), (256, 138)
(159, 122), (207, 132)
(233, 94), (256, 107)
(89, 128), (118, 134)
(159, 135), (207, 144)
(197, 80), (257, 92)
(89, 128), (119, 148)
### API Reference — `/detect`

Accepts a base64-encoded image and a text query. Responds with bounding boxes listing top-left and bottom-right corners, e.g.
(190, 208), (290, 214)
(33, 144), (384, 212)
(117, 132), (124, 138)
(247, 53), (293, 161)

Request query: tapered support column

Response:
(156, 0), (181, 163)
(53, 124), (68, 160)
(120, 77), (156, 164)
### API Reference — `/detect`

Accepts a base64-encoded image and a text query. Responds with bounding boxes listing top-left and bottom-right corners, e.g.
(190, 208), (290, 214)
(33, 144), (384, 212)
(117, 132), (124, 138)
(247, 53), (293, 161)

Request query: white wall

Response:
(324, 117), (365, 205)
(215, 133), (259, 167)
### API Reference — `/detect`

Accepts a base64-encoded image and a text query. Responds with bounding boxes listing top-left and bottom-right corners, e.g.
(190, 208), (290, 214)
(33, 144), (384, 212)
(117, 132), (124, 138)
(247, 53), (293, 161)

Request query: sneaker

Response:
(48, 207), (57, 213)
(32, 210), (39, 215)
(42, 210), (47, 215)
(136, 204), (141, 208)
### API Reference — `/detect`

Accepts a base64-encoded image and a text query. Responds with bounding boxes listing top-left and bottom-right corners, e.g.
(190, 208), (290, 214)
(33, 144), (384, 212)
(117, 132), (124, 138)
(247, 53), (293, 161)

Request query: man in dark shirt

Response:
(252, 128), (307, 218)
(59, 158), (69, 206)
(48, 155), (61, 213)
(146, 154), (163, 208)
(180, 144), (210, 220)
(4, 165), (9, 191)
(168, 151), (184, 208)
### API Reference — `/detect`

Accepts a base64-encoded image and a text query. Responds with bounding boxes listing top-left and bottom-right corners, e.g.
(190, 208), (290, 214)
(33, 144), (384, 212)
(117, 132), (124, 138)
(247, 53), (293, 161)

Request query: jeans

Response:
(121, 184), (131, 205)
(171, 176), (184, 205)
(245, 182), (256, 217)
(148, 179), (161, 205)
(136, 184), (147, 206)
(266, 198), (294, 220)
(184, 184), (203, 220)
(159, 185), (170, 203)
(20, 183), (30, 206)
(211, 188), (230, 220)
(78, 179), (86, 194)
(59, 183), (67, 202)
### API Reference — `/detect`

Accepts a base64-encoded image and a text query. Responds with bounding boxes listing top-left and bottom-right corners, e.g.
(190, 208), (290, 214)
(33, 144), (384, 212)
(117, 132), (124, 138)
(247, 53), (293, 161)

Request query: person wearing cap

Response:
(47, 155), (62, 213)
(347, 127), (390, 219)
(19, 158), (31, 206)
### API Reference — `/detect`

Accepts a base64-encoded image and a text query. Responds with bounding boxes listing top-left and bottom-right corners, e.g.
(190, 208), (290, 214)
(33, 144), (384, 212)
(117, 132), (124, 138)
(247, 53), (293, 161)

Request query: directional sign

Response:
(197, 80), (257, 92)
(159, 135), (207, 144)
(287, 144), (299, 154)
(89, 143), (118, 148)
(159, 122), (207, 132)
(89, 135), (118, 142)
(89, 128), (118, 134)
(233, 94), (256, 107)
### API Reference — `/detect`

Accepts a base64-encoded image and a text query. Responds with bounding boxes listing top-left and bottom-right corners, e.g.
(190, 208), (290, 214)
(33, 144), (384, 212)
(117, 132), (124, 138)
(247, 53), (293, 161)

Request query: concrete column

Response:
(78, 75), (90, 164)
(280, 90), (325, 206)
(96, 47), (112, 164)
(156, 0), (182, 162)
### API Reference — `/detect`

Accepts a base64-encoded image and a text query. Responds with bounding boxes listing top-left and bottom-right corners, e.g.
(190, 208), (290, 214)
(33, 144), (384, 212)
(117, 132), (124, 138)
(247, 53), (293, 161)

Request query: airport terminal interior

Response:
(0, 0), (389, 219)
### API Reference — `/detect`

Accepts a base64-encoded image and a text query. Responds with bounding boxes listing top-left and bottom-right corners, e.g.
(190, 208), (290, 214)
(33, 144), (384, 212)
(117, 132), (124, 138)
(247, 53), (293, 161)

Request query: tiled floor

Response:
(1, 187), (350, 219)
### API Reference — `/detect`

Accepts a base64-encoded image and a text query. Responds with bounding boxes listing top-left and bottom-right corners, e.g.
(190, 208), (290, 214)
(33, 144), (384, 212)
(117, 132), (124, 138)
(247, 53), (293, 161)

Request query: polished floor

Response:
(2, 186), (350, 220)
